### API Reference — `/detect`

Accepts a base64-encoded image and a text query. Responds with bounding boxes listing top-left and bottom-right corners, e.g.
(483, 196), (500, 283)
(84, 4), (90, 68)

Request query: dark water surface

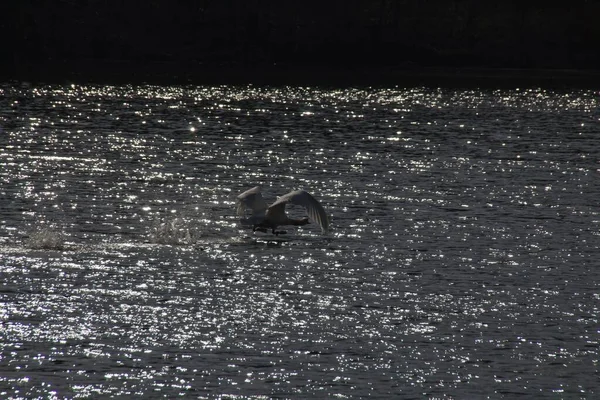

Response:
(1, 83), (599, 398)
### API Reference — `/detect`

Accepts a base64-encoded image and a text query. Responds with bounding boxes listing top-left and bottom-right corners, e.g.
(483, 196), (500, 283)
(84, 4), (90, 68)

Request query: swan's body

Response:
(237, 186), (329, 234)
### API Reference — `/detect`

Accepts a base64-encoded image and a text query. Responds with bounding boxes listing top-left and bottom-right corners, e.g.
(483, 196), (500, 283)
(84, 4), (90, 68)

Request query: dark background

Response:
(3, 1), (600, 84)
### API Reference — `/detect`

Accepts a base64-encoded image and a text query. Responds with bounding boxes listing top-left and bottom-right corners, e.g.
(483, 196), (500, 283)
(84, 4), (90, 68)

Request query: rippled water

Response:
(1, 83), (599, 398)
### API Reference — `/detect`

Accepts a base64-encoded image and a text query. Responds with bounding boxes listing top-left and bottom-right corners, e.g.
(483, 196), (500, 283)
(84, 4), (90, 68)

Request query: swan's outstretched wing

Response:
(236, 186), (268, 218)
(269, 190), (329, 233)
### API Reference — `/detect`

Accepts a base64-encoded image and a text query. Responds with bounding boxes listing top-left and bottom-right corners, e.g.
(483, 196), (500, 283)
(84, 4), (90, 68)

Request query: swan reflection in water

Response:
(236, 186), (329, 235)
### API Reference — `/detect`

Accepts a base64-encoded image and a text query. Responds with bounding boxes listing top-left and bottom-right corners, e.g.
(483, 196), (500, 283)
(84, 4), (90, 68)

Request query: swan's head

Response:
(291, 217), (310, 226)
(298, 217), (310, 226)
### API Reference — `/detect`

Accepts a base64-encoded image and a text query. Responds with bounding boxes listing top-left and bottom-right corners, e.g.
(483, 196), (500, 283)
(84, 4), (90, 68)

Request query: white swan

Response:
(237, 186), (329, 235)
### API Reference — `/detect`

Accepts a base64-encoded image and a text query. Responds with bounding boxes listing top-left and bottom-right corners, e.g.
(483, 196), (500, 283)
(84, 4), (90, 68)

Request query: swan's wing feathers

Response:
(237, 186), (262, 200)
(273, 190), (330, 232)
(236, 186), (268, 217)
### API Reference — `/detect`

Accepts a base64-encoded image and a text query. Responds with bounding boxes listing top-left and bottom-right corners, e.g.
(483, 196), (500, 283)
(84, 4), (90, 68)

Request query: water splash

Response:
(149, 218), (194, 245)
(24, 227), (65, 251)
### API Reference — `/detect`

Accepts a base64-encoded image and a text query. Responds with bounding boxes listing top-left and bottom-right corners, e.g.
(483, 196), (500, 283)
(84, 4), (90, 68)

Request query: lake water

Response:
(1, 83), (599, 398)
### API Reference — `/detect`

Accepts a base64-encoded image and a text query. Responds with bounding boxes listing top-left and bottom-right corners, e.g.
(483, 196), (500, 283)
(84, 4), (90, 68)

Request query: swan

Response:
(237, 186), (329, 235)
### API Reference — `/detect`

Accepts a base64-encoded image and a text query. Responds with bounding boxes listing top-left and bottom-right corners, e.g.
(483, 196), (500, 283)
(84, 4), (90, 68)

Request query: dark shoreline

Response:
(6, 1), (600, 88)
(6, 60), (600, 88)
